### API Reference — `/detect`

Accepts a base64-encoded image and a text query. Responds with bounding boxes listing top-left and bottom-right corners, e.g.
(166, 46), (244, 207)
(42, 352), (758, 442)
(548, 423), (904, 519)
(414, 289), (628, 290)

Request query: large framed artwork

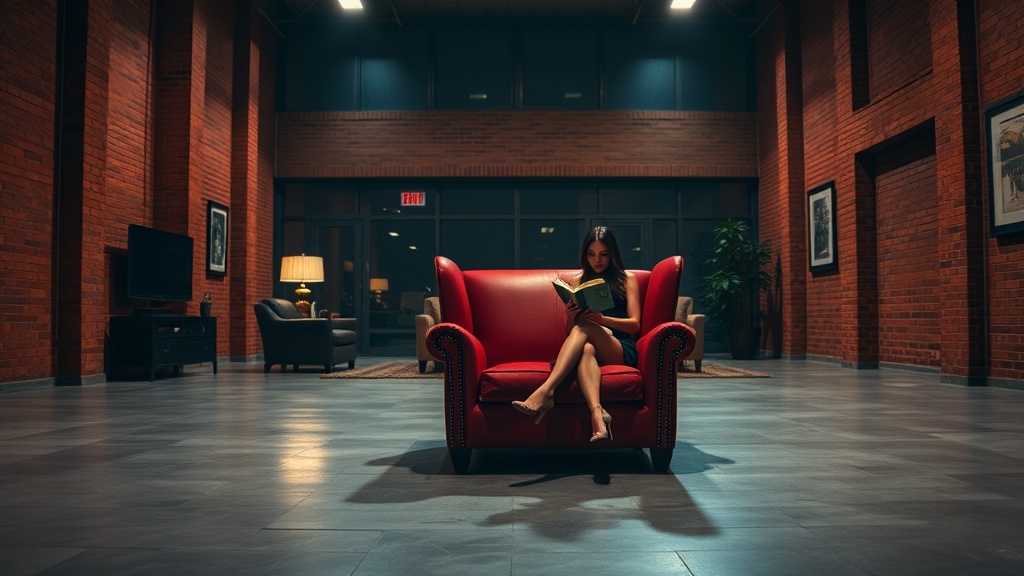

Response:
(207, 201), (228, 276)
(985, 92), (1024, 236)
(808, 182), (837, 273)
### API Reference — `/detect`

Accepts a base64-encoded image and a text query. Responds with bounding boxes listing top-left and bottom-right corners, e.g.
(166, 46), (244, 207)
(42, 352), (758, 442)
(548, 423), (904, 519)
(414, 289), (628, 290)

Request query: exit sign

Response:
(401, 191), (426, 206)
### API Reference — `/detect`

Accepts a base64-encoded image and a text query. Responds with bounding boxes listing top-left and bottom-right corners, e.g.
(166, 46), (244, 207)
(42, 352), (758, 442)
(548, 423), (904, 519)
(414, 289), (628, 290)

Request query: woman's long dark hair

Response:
(579, 226), (628, 296)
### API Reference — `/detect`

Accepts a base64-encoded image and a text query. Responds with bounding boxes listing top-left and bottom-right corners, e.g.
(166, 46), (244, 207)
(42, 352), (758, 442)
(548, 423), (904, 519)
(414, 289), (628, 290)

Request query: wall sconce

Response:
(280, 254), (324, 316)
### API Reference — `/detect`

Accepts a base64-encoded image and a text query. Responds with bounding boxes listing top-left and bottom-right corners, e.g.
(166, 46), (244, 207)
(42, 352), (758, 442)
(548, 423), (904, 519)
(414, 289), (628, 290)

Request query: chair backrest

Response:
(423, 296), (441, 322)
(261, 298), (304, 320)
(434, 256), (683, 366)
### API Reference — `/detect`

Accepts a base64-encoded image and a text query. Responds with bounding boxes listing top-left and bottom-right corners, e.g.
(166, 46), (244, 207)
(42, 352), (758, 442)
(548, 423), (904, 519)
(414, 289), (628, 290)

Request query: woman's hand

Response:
(567, 301), (600, 325)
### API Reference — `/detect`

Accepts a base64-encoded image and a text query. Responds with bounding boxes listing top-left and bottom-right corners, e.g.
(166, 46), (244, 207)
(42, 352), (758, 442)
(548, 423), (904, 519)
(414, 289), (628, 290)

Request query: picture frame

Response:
(807, 181), (838, 273)
(985, 92), (1024, 236)
(207, 201), (228, 276)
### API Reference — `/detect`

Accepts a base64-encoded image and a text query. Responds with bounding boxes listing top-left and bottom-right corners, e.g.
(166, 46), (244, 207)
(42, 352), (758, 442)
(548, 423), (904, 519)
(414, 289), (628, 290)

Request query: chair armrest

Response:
(685, 314), (705, 361)
(635, 321), (697, 449)
(416, 314), (437, 360)
(426, 322), (488, 450)
(330, 317), (357, 331)
(264, 318), (334, 354)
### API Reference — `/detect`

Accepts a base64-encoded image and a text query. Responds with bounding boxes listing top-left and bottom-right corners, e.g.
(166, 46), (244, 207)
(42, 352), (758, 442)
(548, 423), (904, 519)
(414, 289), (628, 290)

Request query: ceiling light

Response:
(671, 0), (697, 9)
(338, 0), (363, 9)
(388, 232), (399, 237)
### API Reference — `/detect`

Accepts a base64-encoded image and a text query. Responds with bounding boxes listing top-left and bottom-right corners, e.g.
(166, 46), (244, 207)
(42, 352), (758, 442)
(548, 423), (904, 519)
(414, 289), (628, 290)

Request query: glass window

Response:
(522, 31), (599, 109)
(435, 32), (513, 109)
(601, 185), (677, 215)
(652, 219), (678, 265)
(520, 186), (598, 215)
(368, 220), (436, 328)
(360, 186), (435, 216)
(520, 219), (585, 268)
(360, 29), (430, 110)
(439, 186), (514, 215)
(440, 220), (514, 270)
(604, 29), (676, 110)
(284, 183), (357, 216)
(680, 181), (752, 218)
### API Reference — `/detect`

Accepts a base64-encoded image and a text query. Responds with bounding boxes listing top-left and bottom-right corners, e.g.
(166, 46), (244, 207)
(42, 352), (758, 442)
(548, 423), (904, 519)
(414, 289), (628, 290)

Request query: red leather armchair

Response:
(426, 256), (696, 473)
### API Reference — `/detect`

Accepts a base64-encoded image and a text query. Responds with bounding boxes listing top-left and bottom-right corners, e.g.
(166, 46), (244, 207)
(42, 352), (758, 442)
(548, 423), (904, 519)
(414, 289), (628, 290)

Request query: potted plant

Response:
(199, 292), (213, 317)
(699, 219), (773, 359)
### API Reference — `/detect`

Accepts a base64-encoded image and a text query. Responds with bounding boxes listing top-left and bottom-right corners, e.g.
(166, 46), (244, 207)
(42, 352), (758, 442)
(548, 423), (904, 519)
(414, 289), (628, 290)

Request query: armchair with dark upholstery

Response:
(425, 256), (696, 473)
(253, 298), (357, 373)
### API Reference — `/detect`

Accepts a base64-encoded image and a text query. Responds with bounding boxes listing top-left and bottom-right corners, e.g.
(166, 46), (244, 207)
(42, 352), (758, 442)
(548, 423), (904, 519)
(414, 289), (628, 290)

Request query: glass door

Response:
(313, 222), (362, 341)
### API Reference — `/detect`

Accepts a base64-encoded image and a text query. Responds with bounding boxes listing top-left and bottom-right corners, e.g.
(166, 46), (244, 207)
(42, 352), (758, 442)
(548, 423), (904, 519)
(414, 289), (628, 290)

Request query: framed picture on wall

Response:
(807, 182), (837, 273)
(207, 201), (228, 276)
(985, 92), (1024, 236)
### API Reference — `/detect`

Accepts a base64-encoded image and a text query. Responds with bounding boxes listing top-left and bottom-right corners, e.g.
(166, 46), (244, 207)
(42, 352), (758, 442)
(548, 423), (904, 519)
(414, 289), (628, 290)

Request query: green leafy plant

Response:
(699, 219), (773, 328)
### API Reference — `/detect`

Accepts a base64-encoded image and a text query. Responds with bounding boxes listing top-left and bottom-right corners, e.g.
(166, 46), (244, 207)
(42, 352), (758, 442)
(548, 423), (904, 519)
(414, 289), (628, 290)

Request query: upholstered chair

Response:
(415, 297), (443, 373)
(674, 297), (706, 372)
(253, 298), (357, 373)
(426, 256), (696, 473)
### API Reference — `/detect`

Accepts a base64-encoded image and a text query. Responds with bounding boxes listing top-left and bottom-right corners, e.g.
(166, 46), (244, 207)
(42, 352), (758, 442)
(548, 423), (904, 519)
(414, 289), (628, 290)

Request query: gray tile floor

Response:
(2, 356), (1024, 575)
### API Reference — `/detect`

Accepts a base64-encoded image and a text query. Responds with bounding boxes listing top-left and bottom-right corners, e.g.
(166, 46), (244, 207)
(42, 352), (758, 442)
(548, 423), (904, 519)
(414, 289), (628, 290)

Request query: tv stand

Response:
(109, 315), (217, 381)
(133, 307), (175, 316)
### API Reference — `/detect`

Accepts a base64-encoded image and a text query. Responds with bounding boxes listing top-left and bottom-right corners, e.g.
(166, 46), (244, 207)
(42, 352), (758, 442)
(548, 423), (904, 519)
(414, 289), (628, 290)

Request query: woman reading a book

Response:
(511, 226), (641, 442)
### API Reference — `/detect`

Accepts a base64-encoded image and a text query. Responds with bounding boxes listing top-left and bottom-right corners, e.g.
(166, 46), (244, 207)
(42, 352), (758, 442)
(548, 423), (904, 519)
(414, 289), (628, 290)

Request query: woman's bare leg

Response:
(518, 327), (588, 411)
(519, 322), (623, 413)
(576, 343), (606, 439)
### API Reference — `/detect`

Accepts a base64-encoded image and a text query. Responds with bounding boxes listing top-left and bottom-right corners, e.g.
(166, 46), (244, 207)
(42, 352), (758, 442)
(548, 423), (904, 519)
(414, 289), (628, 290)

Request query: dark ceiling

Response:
(253, 0), (759, 26)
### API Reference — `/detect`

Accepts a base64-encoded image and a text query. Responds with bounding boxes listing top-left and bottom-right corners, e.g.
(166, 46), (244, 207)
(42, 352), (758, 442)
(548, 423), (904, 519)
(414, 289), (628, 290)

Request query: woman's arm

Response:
(591, 272), (641, 336)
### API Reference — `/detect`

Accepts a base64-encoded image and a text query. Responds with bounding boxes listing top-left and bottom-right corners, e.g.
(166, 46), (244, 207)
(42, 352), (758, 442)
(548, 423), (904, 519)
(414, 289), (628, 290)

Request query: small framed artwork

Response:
(207, 201), (228, 276)
(807, 182), (837, 273)
(985, 92), (1024, 236)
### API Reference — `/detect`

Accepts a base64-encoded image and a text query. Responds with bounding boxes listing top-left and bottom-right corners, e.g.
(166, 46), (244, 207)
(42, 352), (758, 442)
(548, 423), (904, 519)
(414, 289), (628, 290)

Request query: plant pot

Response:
(199, 302), (212, 317)
(726, 326), (760, 359)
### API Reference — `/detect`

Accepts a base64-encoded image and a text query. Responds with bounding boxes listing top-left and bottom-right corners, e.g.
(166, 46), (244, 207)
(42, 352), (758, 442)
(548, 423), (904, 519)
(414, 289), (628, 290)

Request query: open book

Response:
(552, 277), (616, 312)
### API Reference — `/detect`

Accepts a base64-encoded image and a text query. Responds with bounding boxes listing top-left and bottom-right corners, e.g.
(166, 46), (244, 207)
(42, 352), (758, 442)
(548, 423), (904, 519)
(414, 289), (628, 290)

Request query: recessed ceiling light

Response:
(671, 0), (697, 9)
(338, 0), (363, 10)
(389, 232), (399, 237)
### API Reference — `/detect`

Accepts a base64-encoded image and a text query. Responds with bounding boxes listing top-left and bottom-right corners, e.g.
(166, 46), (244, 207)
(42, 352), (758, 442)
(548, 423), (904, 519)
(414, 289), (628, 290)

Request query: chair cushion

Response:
(477, 361), (645, 404)
(263, 298), (304, 320)
(332, 329), (357, 346)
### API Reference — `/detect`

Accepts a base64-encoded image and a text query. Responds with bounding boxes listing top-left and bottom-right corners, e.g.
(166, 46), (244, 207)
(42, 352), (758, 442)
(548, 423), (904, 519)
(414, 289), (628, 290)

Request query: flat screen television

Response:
(126, 224), (194, 303)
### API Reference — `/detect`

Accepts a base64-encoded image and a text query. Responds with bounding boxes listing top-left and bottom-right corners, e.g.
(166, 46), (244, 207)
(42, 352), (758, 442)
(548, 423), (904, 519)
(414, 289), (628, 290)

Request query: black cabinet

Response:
(109, 315), (217, 381)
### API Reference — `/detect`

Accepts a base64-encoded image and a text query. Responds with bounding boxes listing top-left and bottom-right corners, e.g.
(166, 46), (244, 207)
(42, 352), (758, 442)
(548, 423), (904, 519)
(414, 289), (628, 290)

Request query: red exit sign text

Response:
(401, 191), (426, 206)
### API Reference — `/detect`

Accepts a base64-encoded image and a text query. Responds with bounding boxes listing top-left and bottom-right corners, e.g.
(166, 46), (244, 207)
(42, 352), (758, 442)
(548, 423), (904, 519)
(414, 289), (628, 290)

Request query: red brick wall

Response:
(875, 139), (940, 368)
(275, 111), (759, 179)
(978, 0), (1024, 383)
(867, 0), (931, 102)
(757, 0), (1020, 384)
(0, 1), (58, 383)
(229, 0), (276, 359)
(0, 0), (276, 386)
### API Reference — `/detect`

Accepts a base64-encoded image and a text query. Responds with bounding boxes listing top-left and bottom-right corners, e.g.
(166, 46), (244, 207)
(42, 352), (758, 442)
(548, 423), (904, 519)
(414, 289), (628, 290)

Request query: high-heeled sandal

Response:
(511, 397), (555, 425)
(590, 408), (613, 442)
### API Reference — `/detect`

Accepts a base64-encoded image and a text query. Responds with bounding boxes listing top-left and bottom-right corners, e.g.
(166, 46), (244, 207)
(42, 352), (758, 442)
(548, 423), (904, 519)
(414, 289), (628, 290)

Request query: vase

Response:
(200, 302), (212, 317)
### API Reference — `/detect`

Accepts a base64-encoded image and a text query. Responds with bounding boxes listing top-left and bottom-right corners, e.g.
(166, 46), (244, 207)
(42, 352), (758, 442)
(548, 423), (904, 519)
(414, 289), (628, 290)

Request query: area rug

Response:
(677, 362), (770, 378)
(321, 361), (769, 379)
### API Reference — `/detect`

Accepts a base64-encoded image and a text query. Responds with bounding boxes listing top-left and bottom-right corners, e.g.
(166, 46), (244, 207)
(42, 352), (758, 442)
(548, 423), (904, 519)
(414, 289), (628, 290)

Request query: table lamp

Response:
(369, 277), (389, 308)
(280, 254), (324, 317)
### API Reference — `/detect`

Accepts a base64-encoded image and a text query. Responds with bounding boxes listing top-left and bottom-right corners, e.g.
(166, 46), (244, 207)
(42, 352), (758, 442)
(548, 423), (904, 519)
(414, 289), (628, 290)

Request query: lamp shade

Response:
(369, 278), (389, 292)
(280, 255), (324, 283)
